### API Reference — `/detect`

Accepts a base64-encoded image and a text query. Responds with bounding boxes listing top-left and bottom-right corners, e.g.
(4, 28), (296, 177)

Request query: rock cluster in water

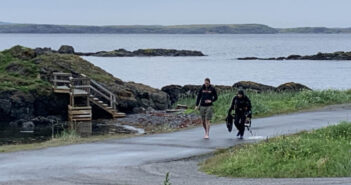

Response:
(36, 45), (205, 57)
(238, 51), (351, 60)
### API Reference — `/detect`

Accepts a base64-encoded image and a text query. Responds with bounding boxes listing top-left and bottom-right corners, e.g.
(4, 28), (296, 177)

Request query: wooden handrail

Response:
(90, 79), (117, 108)
(52, 72), (118, 110)
(90, 86), (111, 101)
(52, 72), (72, 88)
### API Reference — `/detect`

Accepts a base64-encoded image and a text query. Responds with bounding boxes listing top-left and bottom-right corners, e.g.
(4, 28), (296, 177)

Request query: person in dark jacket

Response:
(227, 90), (252, 139)
(195, 78), (218, 139)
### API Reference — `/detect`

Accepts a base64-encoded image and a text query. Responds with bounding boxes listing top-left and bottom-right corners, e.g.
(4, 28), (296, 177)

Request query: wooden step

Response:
(102, 104), (108, 107)
(72, 89), (88, 95)
(70, 117), (92, 121)
(98, 101), (103, 104)
(71, 115), (92, 118)
(93, 98), (99, 101)
(68, 105), (92, 110)
(113, 112), (126, 118)
(69, 110), (91, 114)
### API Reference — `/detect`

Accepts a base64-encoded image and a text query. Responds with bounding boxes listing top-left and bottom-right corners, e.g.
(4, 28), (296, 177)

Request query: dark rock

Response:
(22, 121), (35, 131)
(132, 49), (205, 57)
(132, 107), (146, 114)
(183, 85), (201, 96)
(0, 99), (11, 116)
(35, 45), (205, 57)
(161, 84), (233, 105)
(9, 119), (25, 127)
(233, 81), (276, 92)
(237, 57), (259, 60)
(5, 62), (33, 76)
(161, 85), (185, 104)
(5, 45), (36, 60)
(276, 82), (312, 92)
(286, 55), (301, 60)
(238, 51), (351, 61)
(123, 81), (170, 112)
(58, 45), (75, 54)
(0, 90), (67, 122)
(31, 116), (57, 125)
(34, 47), (55, 55)
(214, 85), (234, 92)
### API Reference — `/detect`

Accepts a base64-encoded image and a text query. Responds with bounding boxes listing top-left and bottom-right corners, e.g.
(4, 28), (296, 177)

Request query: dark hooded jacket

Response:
(196, 84), (218, 107)
(228, 94), (252, 117)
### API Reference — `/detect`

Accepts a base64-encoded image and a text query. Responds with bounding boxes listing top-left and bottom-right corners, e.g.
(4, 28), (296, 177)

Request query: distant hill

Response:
(278, 27), (351, 33)
(0, 23), (350, 34)
(0, 21), (12, 25)
(0, 23), (278, 34)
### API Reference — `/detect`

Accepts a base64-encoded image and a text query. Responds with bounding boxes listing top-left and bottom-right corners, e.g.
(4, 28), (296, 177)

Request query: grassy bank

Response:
(0, 47), (51, 93)
(200, 122), (351, 178)
(0, 131), (130, 153)
(176, 89), (351, 122)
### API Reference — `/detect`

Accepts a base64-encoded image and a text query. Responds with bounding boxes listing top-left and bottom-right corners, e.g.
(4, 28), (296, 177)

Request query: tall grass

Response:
(176, 90), (351, 122)
(200, 122), (351, 178)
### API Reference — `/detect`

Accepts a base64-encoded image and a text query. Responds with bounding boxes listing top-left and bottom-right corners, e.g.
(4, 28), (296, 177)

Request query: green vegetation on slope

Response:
(201, 122), (351, 178)
(0, 46), (50, 93)
(176, 90), (351, 122)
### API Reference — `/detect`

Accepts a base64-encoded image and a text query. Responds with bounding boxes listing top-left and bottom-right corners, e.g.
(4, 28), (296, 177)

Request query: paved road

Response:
(1, 104), (351, 185)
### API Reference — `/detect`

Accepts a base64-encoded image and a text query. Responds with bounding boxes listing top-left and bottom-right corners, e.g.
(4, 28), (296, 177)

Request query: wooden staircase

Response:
(52, 72), (126, 122)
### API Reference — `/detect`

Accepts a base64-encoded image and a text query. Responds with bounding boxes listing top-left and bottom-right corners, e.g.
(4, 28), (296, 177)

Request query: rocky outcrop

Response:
(233, 81), (276, 92)
(238, 51), (351, 60)
(0, 90), (68, 122)
(34, 45), (205, 57)
(161, 81), (312, 105)
(276, 82), (312, 92)
(0, 45), (172, 126)
(161, 85), (186, 105)
(9, 116), (62, 130)
(161, 84), (234, 104)
(5, 45), (36, 60)
(58, 45), (75, 54)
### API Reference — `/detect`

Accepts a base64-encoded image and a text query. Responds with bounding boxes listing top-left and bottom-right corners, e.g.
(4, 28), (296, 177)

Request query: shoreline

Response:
(2, 101), (351, 153)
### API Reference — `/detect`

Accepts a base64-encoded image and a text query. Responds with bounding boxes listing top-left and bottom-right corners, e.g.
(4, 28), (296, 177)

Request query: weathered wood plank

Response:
(69, 110), (91, 114)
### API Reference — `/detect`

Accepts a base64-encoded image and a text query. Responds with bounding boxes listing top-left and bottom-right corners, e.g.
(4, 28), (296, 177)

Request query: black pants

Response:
(234, 113), (246, 136)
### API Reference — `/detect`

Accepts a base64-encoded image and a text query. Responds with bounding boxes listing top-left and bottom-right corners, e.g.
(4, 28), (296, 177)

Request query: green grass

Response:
(200, 122), (351, 178)
(0, 50), (51, 93)
(176, 89), (351, 122)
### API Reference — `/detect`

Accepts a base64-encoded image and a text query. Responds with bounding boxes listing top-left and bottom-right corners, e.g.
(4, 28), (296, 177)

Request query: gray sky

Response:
(1, 0), (351, 28)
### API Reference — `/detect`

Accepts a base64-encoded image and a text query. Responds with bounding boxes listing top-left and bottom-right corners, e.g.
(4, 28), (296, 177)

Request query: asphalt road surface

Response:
(1, 104), (351, 185)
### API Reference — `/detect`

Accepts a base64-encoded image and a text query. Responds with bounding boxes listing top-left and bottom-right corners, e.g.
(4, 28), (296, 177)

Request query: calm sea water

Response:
(1, 33), (351, 89)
